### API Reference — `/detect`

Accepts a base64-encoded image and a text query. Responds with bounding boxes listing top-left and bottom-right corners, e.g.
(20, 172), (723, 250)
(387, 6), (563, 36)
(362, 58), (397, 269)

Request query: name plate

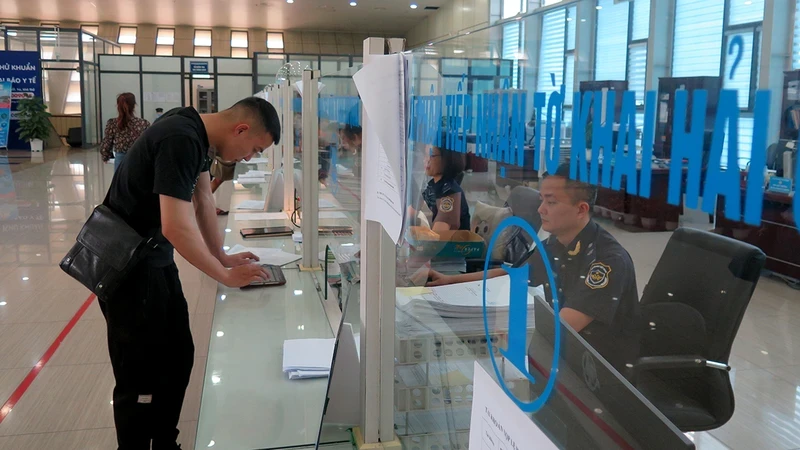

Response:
(768, 177), (793, 195)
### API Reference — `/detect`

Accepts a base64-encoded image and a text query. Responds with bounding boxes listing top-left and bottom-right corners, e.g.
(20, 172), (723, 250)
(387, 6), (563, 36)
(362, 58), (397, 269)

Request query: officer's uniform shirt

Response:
(422, 177), (471, 231)
(527, 220), (640, 370)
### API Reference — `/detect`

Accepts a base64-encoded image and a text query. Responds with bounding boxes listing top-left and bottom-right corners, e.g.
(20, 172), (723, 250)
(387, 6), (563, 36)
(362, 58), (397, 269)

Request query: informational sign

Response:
(190, 61), (209, 74)
(469, 362), (558, 450)
(0, 81), (11, 149)
(0, 51), (42, 150)
(767, 177), (793, 195)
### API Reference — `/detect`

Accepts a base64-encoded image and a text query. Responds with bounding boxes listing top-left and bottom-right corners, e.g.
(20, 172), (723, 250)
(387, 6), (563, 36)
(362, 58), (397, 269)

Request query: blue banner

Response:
(0, 81), (11, 149)
(0, 51), (43, 150)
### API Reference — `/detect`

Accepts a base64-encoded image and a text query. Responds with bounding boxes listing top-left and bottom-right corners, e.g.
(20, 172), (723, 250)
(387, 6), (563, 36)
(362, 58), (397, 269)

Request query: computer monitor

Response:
(528, 298), (695, 450)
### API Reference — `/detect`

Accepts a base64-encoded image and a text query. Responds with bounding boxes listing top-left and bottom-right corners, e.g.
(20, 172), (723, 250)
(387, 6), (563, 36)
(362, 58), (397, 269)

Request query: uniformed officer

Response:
(416, 143), (470, 231)
(428, 163), (640, 370)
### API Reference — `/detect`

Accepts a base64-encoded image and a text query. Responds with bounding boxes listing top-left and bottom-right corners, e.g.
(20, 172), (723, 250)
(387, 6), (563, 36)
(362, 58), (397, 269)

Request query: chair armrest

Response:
(629, 355), (731, 383)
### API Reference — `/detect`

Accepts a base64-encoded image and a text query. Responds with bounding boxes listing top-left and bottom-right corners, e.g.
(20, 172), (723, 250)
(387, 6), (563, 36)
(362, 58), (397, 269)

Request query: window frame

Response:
(267, 32), (285, 53)
(194, 29), (212, 57)
(230, 30), (249, 58)
(118, 26), (138, 45)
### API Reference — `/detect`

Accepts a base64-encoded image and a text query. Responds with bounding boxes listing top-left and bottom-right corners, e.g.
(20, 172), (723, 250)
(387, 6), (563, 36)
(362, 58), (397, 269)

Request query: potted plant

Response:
(16, 97), (52, 152)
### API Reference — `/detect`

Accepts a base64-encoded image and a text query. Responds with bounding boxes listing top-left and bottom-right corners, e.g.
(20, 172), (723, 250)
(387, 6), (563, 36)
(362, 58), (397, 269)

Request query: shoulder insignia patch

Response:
(585, 262), (611, 290)
(440, 196), (455, 213)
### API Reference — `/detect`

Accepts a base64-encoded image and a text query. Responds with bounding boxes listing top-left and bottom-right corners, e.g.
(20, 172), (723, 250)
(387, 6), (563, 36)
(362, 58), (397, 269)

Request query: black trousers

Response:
(99, 262), (195, 450)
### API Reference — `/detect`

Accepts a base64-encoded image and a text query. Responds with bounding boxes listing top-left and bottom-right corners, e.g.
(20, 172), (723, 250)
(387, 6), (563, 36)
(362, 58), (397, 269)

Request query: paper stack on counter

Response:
(237, 170), (271, 185)
(282, 338), (335, 380)
(245, 157), (269, 164)
(395, 276), (538, 333)
(227, 244), (300, 267)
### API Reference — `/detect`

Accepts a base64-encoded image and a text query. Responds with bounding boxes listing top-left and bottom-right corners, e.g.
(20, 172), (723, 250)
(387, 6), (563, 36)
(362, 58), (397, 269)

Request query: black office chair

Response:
(630, 227), (766, 432)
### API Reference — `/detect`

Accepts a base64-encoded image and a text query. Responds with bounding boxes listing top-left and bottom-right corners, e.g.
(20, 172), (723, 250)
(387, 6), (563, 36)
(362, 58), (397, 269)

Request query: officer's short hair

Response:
(542, 163), (598, 208)
(229, 97), (282, 145)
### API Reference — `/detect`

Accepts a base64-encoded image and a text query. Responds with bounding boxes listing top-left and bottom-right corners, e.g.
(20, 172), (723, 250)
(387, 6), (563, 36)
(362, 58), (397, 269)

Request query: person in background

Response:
(101, 93), (150, 171)
(102, 97), (280, 449)
(412, 141), (470, 232)
(155, 107), (164, 122)
(427, 164), (640, 371)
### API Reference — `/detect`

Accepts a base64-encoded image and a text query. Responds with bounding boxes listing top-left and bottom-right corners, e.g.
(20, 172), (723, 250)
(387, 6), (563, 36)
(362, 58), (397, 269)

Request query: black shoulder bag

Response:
(59, 204), (160, 302)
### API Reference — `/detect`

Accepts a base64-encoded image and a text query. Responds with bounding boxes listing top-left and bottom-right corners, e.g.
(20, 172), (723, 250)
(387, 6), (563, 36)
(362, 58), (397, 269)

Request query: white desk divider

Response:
(301, 69), (321, 270)
(266, 85), (278, 174)
(282, 81), (296, 213)
(358, 36), (402, 447)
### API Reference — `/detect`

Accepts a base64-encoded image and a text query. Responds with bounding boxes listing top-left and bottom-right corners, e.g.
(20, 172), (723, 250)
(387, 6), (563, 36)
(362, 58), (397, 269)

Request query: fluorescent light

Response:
(0, 302), (7, 306)
(349, 1), (357, 5)
(595, 5), (602, 9)
(211, 375), (221, 384)
(294, 290), (303, 295)
(287, 0), (294, 2)
(225, 228), (232, 233)
(453, 49), (465, 54)
(410, 3), (418, 8)
(22, 277), (29, 281)
(216, 331), (224, 337)
(220, 294), (227, 301)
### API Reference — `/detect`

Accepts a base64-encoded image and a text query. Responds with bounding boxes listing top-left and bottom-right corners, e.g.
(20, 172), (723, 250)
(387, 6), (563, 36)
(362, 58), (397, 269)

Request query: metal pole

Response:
(301, 69), (320, 270)
(283, 81), (295, 212)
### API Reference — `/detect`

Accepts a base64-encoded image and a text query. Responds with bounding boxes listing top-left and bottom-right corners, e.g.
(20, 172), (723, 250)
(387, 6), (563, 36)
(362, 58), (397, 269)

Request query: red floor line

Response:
(336, 181), (361, 201)
(0, 293), (97, 424)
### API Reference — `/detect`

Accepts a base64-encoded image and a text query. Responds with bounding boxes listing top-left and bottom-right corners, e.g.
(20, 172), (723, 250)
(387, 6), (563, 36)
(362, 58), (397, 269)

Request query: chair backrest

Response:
(641, 227), (765, 362)
(507, 186), (543, 233)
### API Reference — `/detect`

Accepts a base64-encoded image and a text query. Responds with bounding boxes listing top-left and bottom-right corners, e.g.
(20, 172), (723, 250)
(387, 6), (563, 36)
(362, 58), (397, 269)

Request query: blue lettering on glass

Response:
(532, 92), (546, 171)
(744, 90), (771, 225)
(482, 216), (560, 413)
(794, 154), (800, 227)
(612, 90), (639, 195)
(668, 89), (707, 208)
(591, 90), (616, 187)
(570, 91), (592, 183)
(544, 86), (565, 174)
(639, 90), (657, 199)
(703, 89), (741, 218)
(728, 35), (745, 80)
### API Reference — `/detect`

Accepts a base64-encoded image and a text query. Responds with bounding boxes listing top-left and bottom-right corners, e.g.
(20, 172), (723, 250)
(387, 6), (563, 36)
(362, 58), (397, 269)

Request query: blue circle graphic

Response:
(482, 215), (561, 413)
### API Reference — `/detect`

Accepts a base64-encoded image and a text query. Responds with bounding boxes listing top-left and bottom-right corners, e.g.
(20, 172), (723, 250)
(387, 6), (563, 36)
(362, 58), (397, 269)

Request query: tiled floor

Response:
(1, 148), (800, 449)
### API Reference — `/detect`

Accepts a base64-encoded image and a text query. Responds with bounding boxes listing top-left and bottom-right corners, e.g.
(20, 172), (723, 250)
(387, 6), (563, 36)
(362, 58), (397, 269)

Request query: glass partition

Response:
(358, 1), (800, 448)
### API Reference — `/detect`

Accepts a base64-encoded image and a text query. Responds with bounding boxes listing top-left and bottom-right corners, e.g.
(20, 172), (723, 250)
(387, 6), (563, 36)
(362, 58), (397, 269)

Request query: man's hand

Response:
(223, 263), (272, 288)
(220, 251), (259, 268)
(426, 270), (453, 287)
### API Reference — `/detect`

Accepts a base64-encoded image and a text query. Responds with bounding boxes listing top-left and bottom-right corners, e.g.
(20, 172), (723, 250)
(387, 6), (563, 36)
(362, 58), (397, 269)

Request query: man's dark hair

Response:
(229, 97), (282, 145)
(543, 163), (598, 207)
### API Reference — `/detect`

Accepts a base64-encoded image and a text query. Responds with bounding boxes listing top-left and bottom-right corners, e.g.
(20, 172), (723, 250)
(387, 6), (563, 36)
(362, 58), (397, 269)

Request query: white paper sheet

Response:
(469, 362), (558, 450)
(319, 211), (347, 219)
(239, 170), (269, 178)
(283, 338), (335, 372)
(353, 53), (406, 244)
(227, 244), (301, 266)
(235, 200), (265, 210)
(234, 212), (288, 221)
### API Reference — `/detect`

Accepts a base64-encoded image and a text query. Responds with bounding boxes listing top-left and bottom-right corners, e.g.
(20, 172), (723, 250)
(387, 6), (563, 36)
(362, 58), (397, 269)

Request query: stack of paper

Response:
(227, 244), (300, 266)
(395, 277), (537, 333)
(282, 338), (335, 380)
(237, 170), (271, 185)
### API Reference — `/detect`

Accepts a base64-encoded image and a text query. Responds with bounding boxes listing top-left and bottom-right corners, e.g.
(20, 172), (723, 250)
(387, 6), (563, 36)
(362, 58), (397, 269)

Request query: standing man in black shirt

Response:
(427, 164), (640, 371)
(102, 97), (280, 450)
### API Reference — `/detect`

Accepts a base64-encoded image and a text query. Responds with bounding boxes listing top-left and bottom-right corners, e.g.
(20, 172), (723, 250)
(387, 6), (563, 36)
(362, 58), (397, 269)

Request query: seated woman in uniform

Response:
(414, 142), (470, 231)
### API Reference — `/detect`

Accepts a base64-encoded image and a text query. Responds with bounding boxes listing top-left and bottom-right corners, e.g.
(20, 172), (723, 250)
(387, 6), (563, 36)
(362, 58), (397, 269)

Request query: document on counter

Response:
(283, 338), (335, 380)
(234, 212), (288, 221)
(239, 170), (270, 178)
(353, 53), (407, 244)
(245, 157), (269, 165)
(227, 244), (300, 267)
(235, 200), (265, 210)
(469, 362), (558, 450)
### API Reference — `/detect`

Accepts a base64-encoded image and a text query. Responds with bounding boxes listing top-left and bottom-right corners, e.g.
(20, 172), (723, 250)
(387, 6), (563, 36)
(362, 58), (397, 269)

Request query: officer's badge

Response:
(585, 262), (611, 289)
(440, 196), (455, 212)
